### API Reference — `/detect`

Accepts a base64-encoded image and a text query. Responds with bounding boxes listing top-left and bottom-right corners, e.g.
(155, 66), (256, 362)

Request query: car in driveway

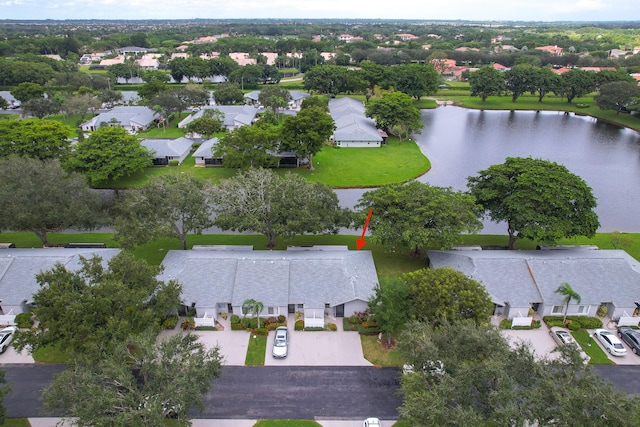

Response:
(0, 326), (16, 354)
(363, 418), (382, 427)
(549, 326), (590, 362)
(618, 328), (640, 355)
(594, 329), (627, 357)
(272, 326), (289, 358)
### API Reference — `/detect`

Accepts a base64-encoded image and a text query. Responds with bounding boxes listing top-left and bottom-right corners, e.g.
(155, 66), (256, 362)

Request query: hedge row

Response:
(543, 316), (603, 330)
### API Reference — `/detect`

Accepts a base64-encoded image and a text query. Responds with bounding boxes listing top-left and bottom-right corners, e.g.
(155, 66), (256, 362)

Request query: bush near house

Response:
(543, 316), (603, 329)
(230, 322), (244, 331)
(294, 319), (304, 331)
(230, 314), (240, 324)
(15, 312), (34, 328)
(163, 315), (178, 329)
(181, 317), (195, 330)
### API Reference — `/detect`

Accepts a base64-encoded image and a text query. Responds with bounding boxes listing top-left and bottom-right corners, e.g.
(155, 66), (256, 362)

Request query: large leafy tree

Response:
(559, 69), (596, 103)
(211, 168), (350, 248)
(368, 278), (412, 347)
(595, 81), (640, 114)
(303, 65), (353, 96)
(67, 126), (153, 185)
(394, 64), (440, 100)
(21, 97), (59, 119)
(213, 82), (245, 105)
(530, 67), (562, 102)
(399, 320), (640, 426)
(365, 91), (422, 141)
(14, 252), (182, 356)
(468, 65), (505, 101)
(281, 105), (335, 170)
(467, 157), (599, 250)
(258, 85), (292, 116)
(214, 123), (280, 169)
(62, 93), (101, 121)
(356, 181), (482, 255)
(504, 64), (535, 102)
(43, 330), (222, 427)
(0, 157), (103, 246)
(10, 82), (45, 102)
(185, 116), (223, 139)
(402, 268), (493, 324)
(151, 88), (188, 125)
(114, 174), (214, 250)
(0, 119), (72, 160)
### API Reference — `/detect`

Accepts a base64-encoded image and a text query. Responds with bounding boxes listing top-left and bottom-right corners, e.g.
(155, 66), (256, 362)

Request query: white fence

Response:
(617, 311), (640, 327)
(0, 309), (16, 326)
(304, 314), (324, 328)
(194, 312), (216, 328)
(511, 312), (533, 328)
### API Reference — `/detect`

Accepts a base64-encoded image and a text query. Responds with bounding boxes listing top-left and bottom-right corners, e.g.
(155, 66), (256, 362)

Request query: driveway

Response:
(159, 328), (250, 366)
(501, 328), (559, 361)
(0, 344), (35, 364)
(591, 327), (640, 365)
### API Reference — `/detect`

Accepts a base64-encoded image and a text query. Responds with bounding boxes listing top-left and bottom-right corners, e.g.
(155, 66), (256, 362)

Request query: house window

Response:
(297, 304), (304, 310)
(325, 303), (330, 309)
(577, 305), (590, 314)
(217, 303), (226, 309)
(268, 307), (275, 315)
(552, 305), (564, 314)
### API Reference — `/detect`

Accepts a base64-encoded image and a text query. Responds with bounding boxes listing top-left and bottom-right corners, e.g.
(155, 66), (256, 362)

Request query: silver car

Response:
(0, 326), (16, 354)
(272, 326), (288, 358)
(594, 328), (627, 357)
(549, 326), (590, 362)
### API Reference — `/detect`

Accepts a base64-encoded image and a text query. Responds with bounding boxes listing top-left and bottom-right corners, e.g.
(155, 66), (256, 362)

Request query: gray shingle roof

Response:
(180, 106), (257, 129)
(0, 248), (121, 307)
(329, 97), (382, 143)
(83, 106), (158, 129)
(427, 249), (640, 308)
(193, 138), (219, 159)
(158, 247), (379, 310)
(140, 137), (193, 159)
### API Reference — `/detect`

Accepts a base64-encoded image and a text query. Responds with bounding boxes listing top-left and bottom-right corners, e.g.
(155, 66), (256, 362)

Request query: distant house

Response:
(99, 55), (125, 66)
(492, 63), (510, 72)
(427, 248), (640, 321)
(243, 90), (310, 110)
(137, 53), (160, 69)
(0, 91), (20, 109)
(178, 105), (258, 132)
(535, 45), (564, 56)
(396, 33), (419, 41)
(329, 98), (384, 148)
(158, 246), (379, 327)
(140, 137), (193, 165)
(229, 52), (256, 66)
(116, 46), (148, 55)
(81, 106), (159, 133)
(0, 248), (121, 315)
(193, 138), (222, 166)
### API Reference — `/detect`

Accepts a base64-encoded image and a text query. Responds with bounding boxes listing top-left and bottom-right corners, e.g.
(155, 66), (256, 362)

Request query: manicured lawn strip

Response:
(31, 343), (70, 363)
(413, 98), (437, 109)
(360, 334), (404, 367)
(253, 421), (322, 427)
(282, 139), (431, 188)
(572, 330), (614, 365)
(0, 114), (20, 120)
(245, 333), (267, 366)
(0, 232), (120, 249)
(0, 419), (31, 427)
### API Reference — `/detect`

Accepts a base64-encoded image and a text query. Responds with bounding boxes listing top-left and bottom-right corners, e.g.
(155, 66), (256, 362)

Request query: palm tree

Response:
(555, 282), (581, 324)
(242, 298), (264, 329)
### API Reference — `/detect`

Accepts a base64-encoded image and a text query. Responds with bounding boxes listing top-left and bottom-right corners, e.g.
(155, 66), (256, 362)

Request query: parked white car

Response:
(549, 326), (590, 363)
(272, 326), (289, 358)
(363, 418), (382, 427)
(0, 326), (16, 354)
(594, 329), (627, 357)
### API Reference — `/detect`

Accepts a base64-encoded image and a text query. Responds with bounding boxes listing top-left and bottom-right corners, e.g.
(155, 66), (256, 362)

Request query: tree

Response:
(181, 83), (210, 108)
(42, 330), (222, 427)
(555, 282), (581, 323)
(369, 279), (412, 346)
(10, 82), (45, 102)
(398, 320), (640, 426)
(504, 64), (535, 102)
(467, 157), (599, 250)
(211, 169), (350, 249)
(281, 106), (335, 170)
(355, 182), (482, 255)
(560, 69), (596, 103)
(98, 89), (123, 108)
(242, 299), (264, 328)
(0, 119), (72, 160)
(303, 65), (351, 96)
(213, 82), (245, 105)
(14, 252), (182, 356)
(394, 64), (440, 100)
(228, 64), (263, 90)
(138, 79), (168, 101)
(185, 116), (223, 139)
(21, 97), (59, 119)
(114, 174), (214, 250)
(530, 67), (562, 102)
(151, 88), (188, 125)
(67, 126), (153, 185)
(402, 268), (493, 324)
(468, 66), (505, 101)
(595, 81), (640, 114)
(258, 85), (292, 116)
(214, 123), (280, 169)
(0, 96), (7, 110)
(0, 157), (103, 246)
(61, 93), (101, 121)
(365, 91), (422, 141)
(0, 370), (9, 425)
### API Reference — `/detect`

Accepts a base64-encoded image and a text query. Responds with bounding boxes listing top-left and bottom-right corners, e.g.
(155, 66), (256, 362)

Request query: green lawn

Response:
(573, 330), (614, 364)
(360, 334), (404, 367)
(245, 333), (267, 366)
(0, 420), (31, 427)
(31, 343), (70, 363)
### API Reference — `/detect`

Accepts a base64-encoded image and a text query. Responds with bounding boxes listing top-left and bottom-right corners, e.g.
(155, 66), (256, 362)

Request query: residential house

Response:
(158, 246), (379, 327)
(243, 90), (310, 110)
(492, 63), (510, 72)
(99, 55), (125, 66)
(0, 248), (121, 315)
(321, 52), (337, 61)
(140, 137), (193, 165)
(455, 47), (480, 52)
(329, 98), (384, 148)
(552, 67), (571, 75)
(427, 248), (640, 321)
(339, 34), (363, 43)
(535, 45), (564, 56)
(193, 138), (222, 166)
(137, 53), (160, 70)
(194, 36), (218, 44)
(229, 52), (256, 66)
(0, 91), (20, 109)
(178, 105), (258, 132)
(42, 54), (63, 61)
(261, 52), (278, 66)
(81, 106), (159, 133)
(396, 33), (419, 41)
(116, 46), (148, 55)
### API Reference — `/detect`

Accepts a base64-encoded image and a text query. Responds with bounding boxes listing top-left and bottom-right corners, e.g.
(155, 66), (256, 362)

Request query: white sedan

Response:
(363, 418), (382, 427)
(0, 326), (16, 354)
(594, 328), (627, 357)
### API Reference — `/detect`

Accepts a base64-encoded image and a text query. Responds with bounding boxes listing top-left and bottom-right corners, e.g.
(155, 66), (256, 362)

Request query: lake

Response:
(337, 106), (640, 234)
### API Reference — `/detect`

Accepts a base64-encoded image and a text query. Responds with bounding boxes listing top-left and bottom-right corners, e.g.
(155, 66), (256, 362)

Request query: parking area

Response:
(0, 345), (35, 364)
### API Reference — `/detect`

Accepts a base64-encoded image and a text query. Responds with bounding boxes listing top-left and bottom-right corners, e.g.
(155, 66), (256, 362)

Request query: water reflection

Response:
(335, 106), (640, 233)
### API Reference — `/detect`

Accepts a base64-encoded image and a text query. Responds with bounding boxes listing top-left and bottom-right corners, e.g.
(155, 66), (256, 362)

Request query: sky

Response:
(0, 0), (638, 21)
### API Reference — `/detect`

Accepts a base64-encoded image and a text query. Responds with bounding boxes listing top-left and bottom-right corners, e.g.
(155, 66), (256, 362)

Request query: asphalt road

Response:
(3, 365), (403, 420)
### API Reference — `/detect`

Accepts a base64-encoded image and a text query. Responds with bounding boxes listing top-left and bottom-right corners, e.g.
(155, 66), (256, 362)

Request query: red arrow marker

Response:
(356, 208), (373, 250)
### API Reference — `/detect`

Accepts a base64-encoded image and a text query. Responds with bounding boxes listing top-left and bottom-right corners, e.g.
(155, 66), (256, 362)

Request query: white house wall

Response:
(344, 300), (368, 318)
(335, 141), (381, 148)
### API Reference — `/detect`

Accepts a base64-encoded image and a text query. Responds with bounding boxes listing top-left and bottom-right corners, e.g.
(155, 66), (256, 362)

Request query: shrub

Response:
(277, 314), (286, 323)
(186, 308), (196, 317)
(220, 312), (228, 320)
(349, 315), (362, 324)
(295, 311), (304, 320)
(267, 322), (286, 331)
(163, 315), (178, 329)
(230, 314), (240, 324)
(294, 319), (304, 331)
(181, 318), (195, 330)
(15, 312), (33, 328)
(576, 317), (603, 329)
(499, 319), (512, 329)
(543, 316), (602, 330)
(329, 323), (337, 331)
(241, 317), (260, 329)
(169, 160), (179, 166)
(230, 322), (244, 330)
(195, 326), (216, 331)
(567, 321), (581, 331)
(358, 324), (381, 335)
(597, 304), (608, 318)
(252, 327), (268, 336)
(361, 321), (378, 328)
